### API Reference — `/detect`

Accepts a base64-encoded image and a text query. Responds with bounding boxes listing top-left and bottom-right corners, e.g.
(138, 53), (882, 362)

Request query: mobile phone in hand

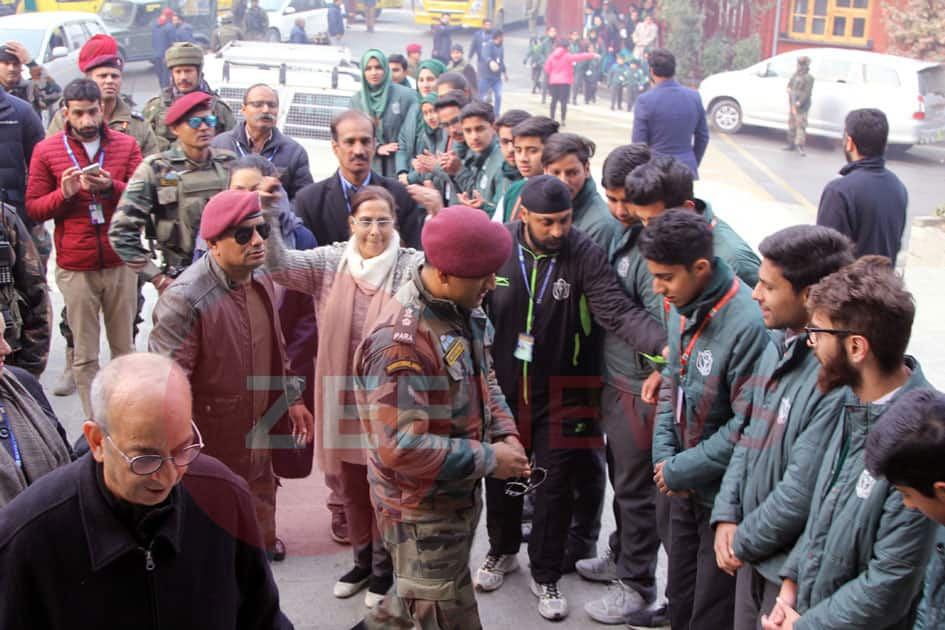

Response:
(81, 163), (101, 175)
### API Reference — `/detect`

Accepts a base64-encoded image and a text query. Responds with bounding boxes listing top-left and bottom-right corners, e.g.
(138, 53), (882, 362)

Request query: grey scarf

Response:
(0, 372), (71, 506)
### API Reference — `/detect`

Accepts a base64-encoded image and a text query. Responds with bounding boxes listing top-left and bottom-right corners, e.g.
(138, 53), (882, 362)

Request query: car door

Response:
(807, 55), (865, 137)
(741, 53), (798, 126)
(298, 0), (328, 36)
(43, 21), (86, 86)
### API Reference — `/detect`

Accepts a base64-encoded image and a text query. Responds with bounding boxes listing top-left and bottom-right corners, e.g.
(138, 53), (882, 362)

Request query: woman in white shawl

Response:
(265, 184), (422, 608)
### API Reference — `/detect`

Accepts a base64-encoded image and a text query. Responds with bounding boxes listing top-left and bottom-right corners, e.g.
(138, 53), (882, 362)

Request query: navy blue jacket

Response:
(211, 123), (314, 200)
(478, 40), (505, 81)
(815, 156), (908, 265)
(151, 20), (176, 60)
(327, 4), (344, 36)
(432, 23), (462, 62)
(469, 28), (490, 63)
(289, 24), (307, 42)
(0, 88), (44, 225)
(631, 78), (709, 179)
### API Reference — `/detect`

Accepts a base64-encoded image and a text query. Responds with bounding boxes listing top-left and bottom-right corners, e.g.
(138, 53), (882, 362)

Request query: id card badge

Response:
(89, 202), (105, 225)
(513, 333), (535, 363)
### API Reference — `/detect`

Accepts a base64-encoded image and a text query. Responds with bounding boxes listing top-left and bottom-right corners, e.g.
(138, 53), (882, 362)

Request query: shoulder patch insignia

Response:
(392, 304), (419, 344)
(386, 359), (423, 375)
(444, 338), (465, 366)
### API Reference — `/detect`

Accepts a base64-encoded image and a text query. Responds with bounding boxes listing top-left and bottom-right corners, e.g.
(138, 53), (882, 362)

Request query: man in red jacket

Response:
(26, 78), (142, 420)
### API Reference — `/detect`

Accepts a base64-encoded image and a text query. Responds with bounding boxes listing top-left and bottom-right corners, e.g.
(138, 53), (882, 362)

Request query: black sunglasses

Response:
(230, 222), (271, 245)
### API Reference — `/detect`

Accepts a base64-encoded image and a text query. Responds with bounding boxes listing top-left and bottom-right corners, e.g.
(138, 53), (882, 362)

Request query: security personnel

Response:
(785, 56), (814, 156)
(142, 43), (236, 148)
(47, 34), (163, 156)
(0, 41), (61, 121)
(110, 91), (236, 293)
(210, 12), (244, 52)
(353, 205), (528, 630)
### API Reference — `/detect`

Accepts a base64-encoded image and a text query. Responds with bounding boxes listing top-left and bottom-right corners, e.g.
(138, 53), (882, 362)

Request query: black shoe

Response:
(334, 565), (371, 598)
(626, 602), (669, 628)
(267, 537), (286, 562)
(782, 144), (796, 151)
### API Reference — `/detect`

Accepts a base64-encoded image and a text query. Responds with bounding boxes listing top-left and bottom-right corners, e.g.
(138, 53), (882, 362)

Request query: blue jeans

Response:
(478, 77), (502, 116)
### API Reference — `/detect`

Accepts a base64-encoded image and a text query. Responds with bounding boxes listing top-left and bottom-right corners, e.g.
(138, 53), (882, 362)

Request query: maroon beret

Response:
(406, 42), (422, 54)
(421, 206), (512, 278)
(164, 91), (212, 127)
(79, 34), (123, 73)
(200, 190), (262, 241)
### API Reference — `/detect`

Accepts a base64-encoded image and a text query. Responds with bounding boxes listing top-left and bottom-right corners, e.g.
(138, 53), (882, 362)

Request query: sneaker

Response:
(576, 547), (618, 582)
(266, 538), (286, 562)
(530, 578), (569, 620)
(584, 580), (648, 624)
(364, 575), (393, 608)
(333, 566), (371, 598)
(561, 543), (596, 574)
(521, 520), (532, 542)
(625, 602), (669, 629)
(331, 510), (350, 545)
(475, 553), (519, 592)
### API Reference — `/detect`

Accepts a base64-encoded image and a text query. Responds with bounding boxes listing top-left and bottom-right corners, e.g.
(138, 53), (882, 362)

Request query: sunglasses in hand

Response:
(505, 466), (548, 497)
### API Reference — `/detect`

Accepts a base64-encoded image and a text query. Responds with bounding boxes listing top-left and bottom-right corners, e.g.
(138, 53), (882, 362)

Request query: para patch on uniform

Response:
(444, 339), (465, 366)
(393, 305), (418, 344)
(386, 359), (423, 375)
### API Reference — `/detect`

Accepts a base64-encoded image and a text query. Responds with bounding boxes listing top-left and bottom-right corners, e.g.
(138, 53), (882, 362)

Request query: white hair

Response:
(90, 353), (188, 432)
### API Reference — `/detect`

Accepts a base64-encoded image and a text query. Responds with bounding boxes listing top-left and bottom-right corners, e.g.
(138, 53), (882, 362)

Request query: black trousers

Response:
(667, 496), (736, 630)
(548, 84), (570, 122)
(611, 85), (624, 110)
(734, 566), (779, 630)
(584, 79), (596, 103)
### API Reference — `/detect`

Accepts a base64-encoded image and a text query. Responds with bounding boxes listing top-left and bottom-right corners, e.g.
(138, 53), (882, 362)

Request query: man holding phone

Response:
(25, 78), (142, 420)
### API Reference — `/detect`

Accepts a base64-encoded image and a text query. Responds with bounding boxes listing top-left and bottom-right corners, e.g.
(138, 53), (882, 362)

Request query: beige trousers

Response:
(55, 265), (136, 419)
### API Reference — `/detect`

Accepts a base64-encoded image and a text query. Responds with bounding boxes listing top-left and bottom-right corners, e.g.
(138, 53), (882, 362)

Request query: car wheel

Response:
(266, 28), (281, 42)
(709, 98), (742, 134)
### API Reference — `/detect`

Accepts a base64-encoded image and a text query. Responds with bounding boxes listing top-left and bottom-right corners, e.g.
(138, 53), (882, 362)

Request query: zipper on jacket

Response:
(140, 541), (155, 571)
(140, 541), (160, 628)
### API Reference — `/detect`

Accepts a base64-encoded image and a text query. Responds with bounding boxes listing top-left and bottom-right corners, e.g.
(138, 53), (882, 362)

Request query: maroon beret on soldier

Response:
(163, 91), (212, 127)
(200, 190), (263, 241)
(78, 34), (123, 73)
(421, 205), (512, 278)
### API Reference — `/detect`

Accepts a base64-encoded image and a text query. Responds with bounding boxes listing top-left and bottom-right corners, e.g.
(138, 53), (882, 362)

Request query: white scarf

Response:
(342, 231), (401, 294)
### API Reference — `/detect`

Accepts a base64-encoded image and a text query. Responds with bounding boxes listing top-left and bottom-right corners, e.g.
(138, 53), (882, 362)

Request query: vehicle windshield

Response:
(99, 1), (136, 25)
(258, 0), (284, 11)
(0, 27), (44, 60)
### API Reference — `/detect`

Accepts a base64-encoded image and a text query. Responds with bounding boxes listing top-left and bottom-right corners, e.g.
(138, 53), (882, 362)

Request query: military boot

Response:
(52, 347), (76, 396)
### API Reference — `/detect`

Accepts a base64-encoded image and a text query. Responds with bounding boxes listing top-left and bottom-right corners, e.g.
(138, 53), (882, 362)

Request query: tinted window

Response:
(84, 20), (106, 36)
(815, 58), (862, 84)
(767, 55), (797, 78)
(63, 21), (87, 50)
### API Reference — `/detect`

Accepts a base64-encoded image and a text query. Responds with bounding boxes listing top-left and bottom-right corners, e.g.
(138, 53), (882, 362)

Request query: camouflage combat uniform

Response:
(787, 59), (814, 148)
(47, 94), (165, 156)
(109, 146), (236, 280)
(142, 85), (236, 149)
(7, 66), (61, 120)
(211, 22), (244, 51)
(355, 264), (520, 630)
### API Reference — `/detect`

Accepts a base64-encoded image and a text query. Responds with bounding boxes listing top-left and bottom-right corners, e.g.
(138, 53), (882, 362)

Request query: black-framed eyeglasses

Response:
(504, 466), (548, 497)
(804, 325), (863, 343)
(186, 114), (219, 129)
(105, 421), (204, 476)
(230, 222), (271, 245)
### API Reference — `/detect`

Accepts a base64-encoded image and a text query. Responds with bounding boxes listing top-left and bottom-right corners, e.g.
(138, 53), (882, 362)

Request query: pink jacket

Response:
(543, 48), (598, 86)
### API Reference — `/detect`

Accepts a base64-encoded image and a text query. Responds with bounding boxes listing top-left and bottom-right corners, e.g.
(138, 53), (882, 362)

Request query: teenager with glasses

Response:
(264, 184), (422, 607)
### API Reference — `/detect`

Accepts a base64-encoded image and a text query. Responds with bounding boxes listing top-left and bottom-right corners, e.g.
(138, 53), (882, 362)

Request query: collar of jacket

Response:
(770, 330), (814, 380)
(610, 221), (644, 263)
(839, 155), (885, 176)
(78, 454), (185, 571)
(410, 262), (471, 326)
(571, 176), (600, 220)
(235, 121), (281, 153)
(676, 256), (733, 319)
(205, 249), (265, 290)
(64, 122), (115, 149)
(841, 355), (926, 431)
(513, 220), (569, 259)
(654, 78), (679, 90)
(466, 135), (499, 169)
(166, 80), (213, 104)
(501, 160), (522, 181)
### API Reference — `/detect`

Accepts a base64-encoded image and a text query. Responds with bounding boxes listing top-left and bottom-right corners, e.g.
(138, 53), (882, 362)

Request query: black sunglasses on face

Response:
(230, 222), (271, 245)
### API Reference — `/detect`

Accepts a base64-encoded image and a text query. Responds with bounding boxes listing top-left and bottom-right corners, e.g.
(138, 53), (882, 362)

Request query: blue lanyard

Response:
(62, 134), (105, 200)
(338, 171), (372, 215)
(236, 141), (279, 163)
(0, 401), (22, 470)
(518, 245), (556, 334)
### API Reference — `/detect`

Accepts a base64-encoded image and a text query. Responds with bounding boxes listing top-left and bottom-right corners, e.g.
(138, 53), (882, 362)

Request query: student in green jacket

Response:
(493, 115), (559, 223)
(627, 157), (761, 287)
(866, 389), (945, 630)
(627, 57), (649, 111)
(404, 93), (445, 185)
(349, 49), (418, 178)
(395, 58), (447, 184)
(607, 52), (631, 111)
(762, 256), (935, 630)
(711, 225), (854, 630)
(642, 210), (772, 630)
(493, 109), (530, 206)
(456, 101), (505, 215)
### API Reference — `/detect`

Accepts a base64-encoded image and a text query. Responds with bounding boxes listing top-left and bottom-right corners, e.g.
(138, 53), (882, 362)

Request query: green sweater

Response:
(349, 82), (418, 178)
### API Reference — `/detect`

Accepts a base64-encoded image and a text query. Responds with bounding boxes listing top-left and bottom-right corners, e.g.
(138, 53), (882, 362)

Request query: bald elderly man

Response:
(0, 353), (292, 629)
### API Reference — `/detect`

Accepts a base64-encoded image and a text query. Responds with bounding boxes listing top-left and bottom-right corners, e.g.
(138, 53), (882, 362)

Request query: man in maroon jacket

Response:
(26, 78), (142, 420)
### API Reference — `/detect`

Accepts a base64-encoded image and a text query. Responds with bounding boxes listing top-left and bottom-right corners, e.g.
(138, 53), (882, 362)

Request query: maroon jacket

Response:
(26, 125), (142, 271)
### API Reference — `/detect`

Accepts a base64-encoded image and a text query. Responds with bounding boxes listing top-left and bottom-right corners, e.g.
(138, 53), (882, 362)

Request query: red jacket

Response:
(26, 126), (142, 271)
(544, 48), (598, 86)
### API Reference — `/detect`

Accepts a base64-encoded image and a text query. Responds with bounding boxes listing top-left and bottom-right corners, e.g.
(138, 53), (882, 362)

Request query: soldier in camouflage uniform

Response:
(353, 206), (529, 630)
(111, 91), (236, 293)
(211, 12), (244, 52)
(142, 43), (236, 148)
(0, 42), (62, 122)
(0, 202), (50, 376)
(785, 55), (814, 156)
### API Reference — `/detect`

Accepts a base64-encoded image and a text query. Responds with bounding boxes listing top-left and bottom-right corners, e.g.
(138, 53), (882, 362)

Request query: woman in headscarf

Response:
(264, 185), (422, 608)
(405, 92), (445, 185)
(350, 49), (419, 178)
(395, 57), (447, 184)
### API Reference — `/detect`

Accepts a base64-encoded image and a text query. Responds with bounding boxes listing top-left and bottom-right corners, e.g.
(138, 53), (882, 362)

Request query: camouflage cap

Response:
(797, 56), (811, 66)
(165, 42), (204, 69)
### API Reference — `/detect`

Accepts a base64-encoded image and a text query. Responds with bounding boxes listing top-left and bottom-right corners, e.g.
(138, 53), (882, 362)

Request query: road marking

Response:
(717, 132), (817, 216)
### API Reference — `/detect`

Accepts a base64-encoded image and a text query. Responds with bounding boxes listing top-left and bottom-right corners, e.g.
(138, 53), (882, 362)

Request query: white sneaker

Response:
(530, 578), (569, 620)
(333, 566), (371, 598)
(576, 547), (618, 582)
(475, 553), (519, 592)
(584, 580), (647, 624)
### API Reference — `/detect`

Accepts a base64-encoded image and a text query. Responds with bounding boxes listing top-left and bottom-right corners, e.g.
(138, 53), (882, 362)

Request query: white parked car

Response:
(259, 0), (330, 43)
(700, 47), (945, 150)
(0, 12), (110, 88)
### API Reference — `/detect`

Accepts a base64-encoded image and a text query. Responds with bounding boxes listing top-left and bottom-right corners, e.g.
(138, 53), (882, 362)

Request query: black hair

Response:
(511, 115), (559, 141)
(330, 109), (375, 141)
(638, 208), (713, 267)
(387, 53), (407, 68)
(491, 29), (504, 39)
(601, 144), (651, 190)
(460, 100), (495, 124)
(495, 109), (531, 130)
(648, 48), (676, 78)
(651, 155), (694, 208)
(866, 388), (945, 497)
(540, 132), (595, 167)
(624, 162), (665, 206)
(231, 154), (277, 177)
(845, 108), (889, 158)
(435, 71), (468, 92)
(242, 83), (278, 105)
(435, 89), (468, 111)
(62, 78), (102, 107)
(758, 225), (855, 293)
(451, 43), (463, 52)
